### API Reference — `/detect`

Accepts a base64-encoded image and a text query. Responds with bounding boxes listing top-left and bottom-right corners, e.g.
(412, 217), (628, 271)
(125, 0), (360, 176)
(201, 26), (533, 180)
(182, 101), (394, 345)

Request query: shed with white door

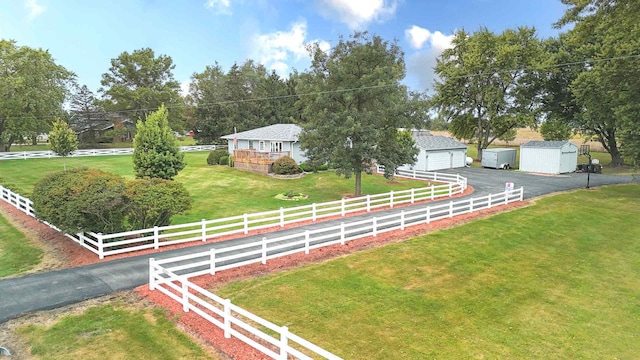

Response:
(519, 140), (578, 174)
(399, 131), (468, 172)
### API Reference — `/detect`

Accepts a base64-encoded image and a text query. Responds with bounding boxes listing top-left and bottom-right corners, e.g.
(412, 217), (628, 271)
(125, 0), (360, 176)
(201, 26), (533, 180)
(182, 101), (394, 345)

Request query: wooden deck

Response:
(232, 149), (290, 174)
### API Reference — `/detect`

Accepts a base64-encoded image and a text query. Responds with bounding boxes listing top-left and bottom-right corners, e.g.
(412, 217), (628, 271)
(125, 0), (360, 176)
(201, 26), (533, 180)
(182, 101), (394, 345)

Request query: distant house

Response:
(70, 114), (135, 143)
(519, 140), (578, 174)
(398, 130), (468, 171)
(221, 124), (307, 174)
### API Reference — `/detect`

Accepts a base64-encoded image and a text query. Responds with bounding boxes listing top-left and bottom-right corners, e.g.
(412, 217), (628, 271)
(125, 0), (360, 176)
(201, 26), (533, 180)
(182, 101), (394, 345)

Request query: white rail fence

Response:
(150, 267), (341, 360)
(0, 145), (217, 161)
(0, 168), (465, 259)
(150, 187), (524, 359)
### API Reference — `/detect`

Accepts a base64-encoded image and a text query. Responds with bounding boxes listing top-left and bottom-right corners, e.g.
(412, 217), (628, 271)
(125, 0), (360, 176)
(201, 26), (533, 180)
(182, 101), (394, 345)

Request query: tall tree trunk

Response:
(609, 146), (624, 166)
(354, 170), (362, 196)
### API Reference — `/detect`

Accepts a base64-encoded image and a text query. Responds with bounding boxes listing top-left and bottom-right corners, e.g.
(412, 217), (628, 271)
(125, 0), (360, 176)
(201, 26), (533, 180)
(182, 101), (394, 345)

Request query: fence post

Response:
(210, 248), (216, 275)
(305, 230), (310, 254)
(341, 198), (346, 216)
(201, 219), (207, 242)
(504, 191), (508, 205)
(149, 258), (156, 291)
(488, 194), (492, 208)
(390, 190), (394, 208)
(470, 198), (474, 213)
(280, 207), (285, 227)
(262, 237), (267, 264)
(426, 207), (431, 224)
(182, 278), (189, 312)
(244, 214), (249, 234)
(312, 203), (317, 222)
(280, 326), (289, 360)
(431, 184), (435, 200)
(449, 201), (454, 218)
(154, 226), (159, 249)
(411, 188), (415, 204)
(224, 299), (232, 338)
(401, 210), (405, 231)
(520, 187), (524, 201)
(413, 169), (416, 178)
(367, 195), (371, 212)
(97, 233), (104, 259)
(373, 217), (377, 237)
(449, 182), (453, 197)
(340, 222), (345, 245)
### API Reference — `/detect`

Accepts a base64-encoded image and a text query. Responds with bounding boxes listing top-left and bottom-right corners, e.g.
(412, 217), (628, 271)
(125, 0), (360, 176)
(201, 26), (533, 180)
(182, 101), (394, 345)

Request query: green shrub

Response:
(207, 149), (228, 165)
(124, 178), (192, 229)
(272, 156), (301, 175)
(32, 168), (127, 234)
(219, 155), (229, 166)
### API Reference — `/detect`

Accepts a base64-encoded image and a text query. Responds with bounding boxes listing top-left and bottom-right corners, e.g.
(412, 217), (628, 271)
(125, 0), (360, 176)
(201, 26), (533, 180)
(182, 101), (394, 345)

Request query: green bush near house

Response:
(218, 155), (229, 166)
(206, 149), (228, 165)
(273, 156), (301, 175)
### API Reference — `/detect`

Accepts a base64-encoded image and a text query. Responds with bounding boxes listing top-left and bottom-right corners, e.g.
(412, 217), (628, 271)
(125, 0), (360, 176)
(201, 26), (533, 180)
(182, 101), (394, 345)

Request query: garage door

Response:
(425, 151), (452, 171)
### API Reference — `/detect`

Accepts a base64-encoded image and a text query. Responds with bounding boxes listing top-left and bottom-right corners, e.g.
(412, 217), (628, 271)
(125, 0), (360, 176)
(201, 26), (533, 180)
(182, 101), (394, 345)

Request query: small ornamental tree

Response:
(133, 104), (185, 180)
(49, 118), (78, 169)
(32, 168), (127, 234)
(124, 178), (192, 229)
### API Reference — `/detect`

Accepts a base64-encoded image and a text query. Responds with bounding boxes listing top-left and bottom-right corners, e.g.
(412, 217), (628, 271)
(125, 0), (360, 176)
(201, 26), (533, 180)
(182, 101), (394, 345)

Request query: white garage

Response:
(400, 132), (468, 172)
(519, 140), (578, 174)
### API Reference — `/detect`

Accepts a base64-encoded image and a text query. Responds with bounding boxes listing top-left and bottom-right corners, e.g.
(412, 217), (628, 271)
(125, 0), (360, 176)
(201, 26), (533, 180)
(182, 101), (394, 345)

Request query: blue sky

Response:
(0, 0), (567, 95)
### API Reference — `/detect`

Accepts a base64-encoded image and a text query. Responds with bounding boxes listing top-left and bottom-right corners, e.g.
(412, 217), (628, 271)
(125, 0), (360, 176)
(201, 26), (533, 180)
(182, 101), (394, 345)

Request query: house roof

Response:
(413, 134), (467, 151)
(221, 124), (302, 142)
(521, 140), (575, 149)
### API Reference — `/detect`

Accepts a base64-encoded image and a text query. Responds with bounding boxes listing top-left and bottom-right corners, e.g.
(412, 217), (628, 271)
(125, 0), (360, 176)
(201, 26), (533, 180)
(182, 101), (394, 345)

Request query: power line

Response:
(3, 53), (639, 122)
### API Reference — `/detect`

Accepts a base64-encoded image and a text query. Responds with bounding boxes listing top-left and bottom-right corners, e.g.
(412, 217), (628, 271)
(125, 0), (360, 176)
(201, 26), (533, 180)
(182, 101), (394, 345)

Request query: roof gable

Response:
(521, 140), (575, 149)
(221, 124), (302, 142)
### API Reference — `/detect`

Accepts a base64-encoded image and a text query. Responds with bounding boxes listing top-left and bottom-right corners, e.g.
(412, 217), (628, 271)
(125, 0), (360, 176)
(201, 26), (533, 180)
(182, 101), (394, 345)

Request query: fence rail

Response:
(150, 187), (523, 359)
(0, 145), (218, 161)
(0, 168), (466, 259)
(150, 265), (341, 359)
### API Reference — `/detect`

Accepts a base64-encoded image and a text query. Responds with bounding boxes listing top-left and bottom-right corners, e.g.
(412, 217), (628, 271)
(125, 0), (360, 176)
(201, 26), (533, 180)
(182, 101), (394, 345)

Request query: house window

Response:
(259, 141), (266, 151)
(271, 141), (283, 152)
(249, 140), (254, 149)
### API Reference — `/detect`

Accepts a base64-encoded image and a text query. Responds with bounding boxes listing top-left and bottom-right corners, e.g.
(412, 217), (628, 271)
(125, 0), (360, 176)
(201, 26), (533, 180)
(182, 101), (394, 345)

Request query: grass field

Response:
(0, 212), (43, 277)
(214, 184), (640, 359)
(0, 152), (429, 224)
(17, 302), (218, 360)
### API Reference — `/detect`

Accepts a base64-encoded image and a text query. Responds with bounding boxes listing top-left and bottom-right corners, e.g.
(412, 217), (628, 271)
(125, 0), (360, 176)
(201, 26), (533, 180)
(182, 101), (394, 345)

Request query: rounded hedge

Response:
(272, 156), (301, 175)
(219, 155), (229, 166)
(207, 149), (229, 165)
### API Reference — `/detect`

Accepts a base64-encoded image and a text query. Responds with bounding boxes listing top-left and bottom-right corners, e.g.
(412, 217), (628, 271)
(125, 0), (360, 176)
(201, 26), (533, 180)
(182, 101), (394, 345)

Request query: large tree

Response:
(297, 32), (420, 196)
(0, 40), (75, 151)
(99, 48), (183, 127)
(69, 85), (108, 144)
(555, 0), (640, 166)
(432, 27), (546, 160)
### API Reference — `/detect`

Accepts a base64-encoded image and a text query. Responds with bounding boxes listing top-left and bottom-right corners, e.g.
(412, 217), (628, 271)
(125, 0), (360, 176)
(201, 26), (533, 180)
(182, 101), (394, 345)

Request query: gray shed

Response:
(399, 132), (468, 171)
(519, 141), (578, 174)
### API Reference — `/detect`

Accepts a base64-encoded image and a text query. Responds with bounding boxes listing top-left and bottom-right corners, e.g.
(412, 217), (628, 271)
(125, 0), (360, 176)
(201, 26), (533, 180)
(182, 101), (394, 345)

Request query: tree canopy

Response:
(69, 85), (108, 144)
(99, 48), (183, 128)
(297, 32), (420, 195)
(555, 0), (640, 166)
(49, 118), (78, 158)
(132, 104), (186, 180)
(432, 27), (546, 160)
(0, 40), (75, 151)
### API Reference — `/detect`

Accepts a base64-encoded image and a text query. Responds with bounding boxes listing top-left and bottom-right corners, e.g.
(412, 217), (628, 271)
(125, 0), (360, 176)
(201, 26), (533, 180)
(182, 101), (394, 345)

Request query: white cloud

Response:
(205, 0), (231, 15)
(25, 0), (45, 20)
(405, 27), (454, 90)
(317, 0), (398, 29)
(252, 21), (330, 77)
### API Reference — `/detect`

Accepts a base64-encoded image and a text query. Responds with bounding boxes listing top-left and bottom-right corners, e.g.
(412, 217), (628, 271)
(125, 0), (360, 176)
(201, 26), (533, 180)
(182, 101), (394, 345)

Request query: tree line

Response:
(1, 0), (638, 169)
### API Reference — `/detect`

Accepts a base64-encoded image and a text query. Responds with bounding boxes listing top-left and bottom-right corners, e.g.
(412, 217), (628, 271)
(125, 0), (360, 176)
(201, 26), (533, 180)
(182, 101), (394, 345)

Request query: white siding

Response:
(401, 149), (466, 172)
(519, 143), (578, 174)
(559, 145), (578, 173)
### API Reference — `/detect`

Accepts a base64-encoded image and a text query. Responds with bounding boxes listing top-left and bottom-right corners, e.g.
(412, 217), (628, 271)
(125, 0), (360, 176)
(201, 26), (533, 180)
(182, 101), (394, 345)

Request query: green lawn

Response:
(0, 152), (429, 224)
(18, 303), (217, 360)
(0, 212), (43, 277)
(215, 184), (640, 359)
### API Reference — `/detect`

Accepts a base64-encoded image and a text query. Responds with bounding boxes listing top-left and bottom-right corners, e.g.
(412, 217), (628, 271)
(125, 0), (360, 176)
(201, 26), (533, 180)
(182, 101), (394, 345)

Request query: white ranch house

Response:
(221, 124), (307, 174)
(399, 130), (468, 172)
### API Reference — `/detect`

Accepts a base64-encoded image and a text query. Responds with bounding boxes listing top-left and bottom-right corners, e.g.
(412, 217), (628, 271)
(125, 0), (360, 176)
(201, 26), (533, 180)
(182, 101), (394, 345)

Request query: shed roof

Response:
(521, 140), (575, 149)
(221, 124), (302, 142)
(413, 135), (467, 151)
